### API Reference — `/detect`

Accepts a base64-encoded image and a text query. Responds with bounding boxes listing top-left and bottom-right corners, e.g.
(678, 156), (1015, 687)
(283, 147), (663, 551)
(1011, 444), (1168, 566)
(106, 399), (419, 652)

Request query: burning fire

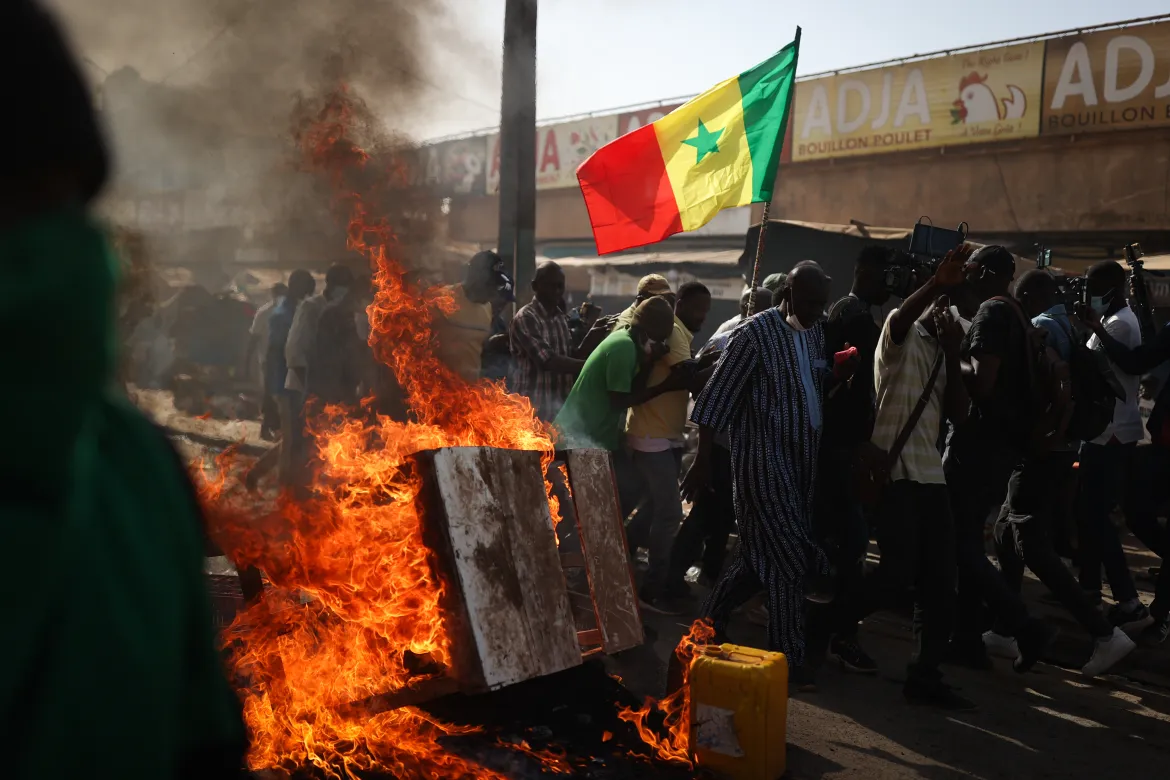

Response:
(195, 86), (564, 778)
(617, 619), (716, 767)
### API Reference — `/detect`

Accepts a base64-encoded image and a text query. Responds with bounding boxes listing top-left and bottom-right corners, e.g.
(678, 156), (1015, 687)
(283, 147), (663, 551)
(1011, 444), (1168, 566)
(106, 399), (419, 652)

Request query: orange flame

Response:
(617, 619), (716, 766)
(195, 86), (568, 778)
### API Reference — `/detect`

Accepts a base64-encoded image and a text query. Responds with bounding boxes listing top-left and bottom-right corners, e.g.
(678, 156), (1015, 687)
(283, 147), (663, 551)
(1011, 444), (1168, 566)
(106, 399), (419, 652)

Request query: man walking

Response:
(990, 270), (1136, 676)
(510, 261), (582, 422)
(626, 282), (711, 613)
(1079, 261), (1149, 632)
(813, 246), (893, 674)
(684, 263), (838, 683)
(943, 245), (1055, 671)
(844, 247), (973, 707)
(1087, 303), (1170, 644)
(244, 270), (316, 491)
(246, 282), (287, 440)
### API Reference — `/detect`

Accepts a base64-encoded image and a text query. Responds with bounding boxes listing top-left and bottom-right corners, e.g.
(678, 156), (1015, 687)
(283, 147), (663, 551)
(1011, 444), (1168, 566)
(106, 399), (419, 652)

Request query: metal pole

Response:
(746, 201), (772, 314)
(497, 0), (538, 305)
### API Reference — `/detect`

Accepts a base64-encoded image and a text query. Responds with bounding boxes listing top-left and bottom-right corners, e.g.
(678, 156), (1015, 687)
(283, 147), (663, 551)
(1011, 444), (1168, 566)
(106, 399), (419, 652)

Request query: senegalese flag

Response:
(577, 30), (801, 255)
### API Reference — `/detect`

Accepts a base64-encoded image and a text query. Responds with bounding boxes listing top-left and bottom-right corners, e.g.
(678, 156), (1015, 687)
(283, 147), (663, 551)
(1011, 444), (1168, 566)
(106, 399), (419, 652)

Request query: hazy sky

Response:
(54, 0), (1169, 141)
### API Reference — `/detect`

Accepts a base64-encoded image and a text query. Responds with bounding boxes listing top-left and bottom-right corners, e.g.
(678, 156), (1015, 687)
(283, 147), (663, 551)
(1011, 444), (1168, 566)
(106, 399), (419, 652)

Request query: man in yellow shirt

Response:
(628, 281), (711, 613)
(435, 251), (514, 383)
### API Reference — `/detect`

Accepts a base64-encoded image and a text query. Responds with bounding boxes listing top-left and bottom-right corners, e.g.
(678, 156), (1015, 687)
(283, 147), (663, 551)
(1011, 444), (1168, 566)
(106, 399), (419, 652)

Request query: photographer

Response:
(1078, 261), (1148, 631)
(942, 246), (1056, 672)
(990, 271), (1135, 676)
(811, 246), (893, 675)
(1085, 302), (1170, 644)
(839, 247), (974, 707)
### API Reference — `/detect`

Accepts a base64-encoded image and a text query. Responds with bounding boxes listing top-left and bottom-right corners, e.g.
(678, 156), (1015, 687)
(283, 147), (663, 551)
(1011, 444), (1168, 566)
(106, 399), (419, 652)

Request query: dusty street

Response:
(617, 600), (1170, 779)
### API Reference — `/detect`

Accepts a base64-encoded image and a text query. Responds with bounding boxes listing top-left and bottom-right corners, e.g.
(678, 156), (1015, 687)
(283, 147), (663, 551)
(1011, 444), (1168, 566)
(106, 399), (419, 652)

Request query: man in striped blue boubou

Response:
(684, 262), (854, 687)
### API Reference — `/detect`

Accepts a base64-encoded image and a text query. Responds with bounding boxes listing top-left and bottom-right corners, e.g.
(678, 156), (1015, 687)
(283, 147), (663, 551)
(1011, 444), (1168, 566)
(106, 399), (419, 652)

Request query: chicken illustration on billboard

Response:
(951, 71), (1027, 124)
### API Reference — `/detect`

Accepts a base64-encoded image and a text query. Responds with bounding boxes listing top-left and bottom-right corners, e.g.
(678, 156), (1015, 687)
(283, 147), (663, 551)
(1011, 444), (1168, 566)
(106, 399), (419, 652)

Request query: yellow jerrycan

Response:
(688, 644), (789, 779)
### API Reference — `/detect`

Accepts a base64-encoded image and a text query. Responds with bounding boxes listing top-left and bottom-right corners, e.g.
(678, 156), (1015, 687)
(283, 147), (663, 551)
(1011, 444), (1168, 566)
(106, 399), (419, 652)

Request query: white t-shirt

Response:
(1088, 305), (1144, 445)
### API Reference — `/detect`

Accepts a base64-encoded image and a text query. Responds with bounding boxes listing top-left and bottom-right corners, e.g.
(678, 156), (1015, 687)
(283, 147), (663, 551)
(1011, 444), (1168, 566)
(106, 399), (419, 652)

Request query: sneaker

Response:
(1108, 603), (1154, 635)
(945, 639), (993, 671)
(790, 665), (818, 693)
(982, 630), (1020, 661)
(1014, 620), (1057, 673)
(1142, 615), (1169, 645)
(830, 636), (878, 674)
(638, 595), (686, 617)
(904, 678), (977, 711)
(1082, 627), (1137, 677)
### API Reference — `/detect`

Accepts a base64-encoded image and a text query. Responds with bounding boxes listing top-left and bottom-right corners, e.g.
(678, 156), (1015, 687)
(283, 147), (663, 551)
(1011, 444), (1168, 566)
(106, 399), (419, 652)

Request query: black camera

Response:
(884, 217), (968, 298)
(1036, 245), (1086, 309)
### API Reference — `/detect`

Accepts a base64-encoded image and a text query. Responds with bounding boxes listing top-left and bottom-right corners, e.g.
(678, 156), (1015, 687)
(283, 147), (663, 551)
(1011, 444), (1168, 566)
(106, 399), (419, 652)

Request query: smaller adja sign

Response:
(486, 116), (619, 194)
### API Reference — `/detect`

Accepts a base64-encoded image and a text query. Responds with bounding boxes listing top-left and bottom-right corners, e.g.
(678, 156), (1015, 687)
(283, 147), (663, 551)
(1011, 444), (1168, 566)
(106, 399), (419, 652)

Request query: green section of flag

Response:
(737, 33), (800, 201)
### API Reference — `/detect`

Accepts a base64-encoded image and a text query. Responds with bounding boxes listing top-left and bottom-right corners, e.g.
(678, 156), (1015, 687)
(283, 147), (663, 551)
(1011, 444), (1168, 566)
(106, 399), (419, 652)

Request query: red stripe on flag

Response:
(576, 124), (682, 255)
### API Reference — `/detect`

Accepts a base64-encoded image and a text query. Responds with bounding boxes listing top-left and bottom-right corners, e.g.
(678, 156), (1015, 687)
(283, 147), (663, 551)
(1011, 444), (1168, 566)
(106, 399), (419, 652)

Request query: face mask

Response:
(1090, 293), (1112, 316)
(327, 285), (349, 302)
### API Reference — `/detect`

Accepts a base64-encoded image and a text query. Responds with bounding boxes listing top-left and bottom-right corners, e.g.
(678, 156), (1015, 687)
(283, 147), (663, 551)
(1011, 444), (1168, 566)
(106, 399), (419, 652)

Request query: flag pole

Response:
(747, 25), (800, 316)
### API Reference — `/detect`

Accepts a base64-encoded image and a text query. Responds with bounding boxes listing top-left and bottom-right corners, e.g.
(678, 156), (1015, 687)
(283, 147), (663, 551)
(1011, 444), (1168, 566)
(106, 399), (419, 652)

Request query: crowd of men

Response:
(429, 244), (1170, 711)
(9, 4), (1170, 776)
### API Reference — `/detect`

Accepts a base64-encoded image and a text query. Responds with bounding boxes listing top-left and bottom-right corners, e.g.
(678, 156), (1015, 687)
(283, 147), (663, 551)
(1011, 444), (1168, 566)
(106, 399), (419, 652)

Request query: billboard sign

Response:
(1042, 21), (1170, 135)
(791, 41), (1044, 161)
(486, 115), (619, 193)
(424, 137), (490, 196)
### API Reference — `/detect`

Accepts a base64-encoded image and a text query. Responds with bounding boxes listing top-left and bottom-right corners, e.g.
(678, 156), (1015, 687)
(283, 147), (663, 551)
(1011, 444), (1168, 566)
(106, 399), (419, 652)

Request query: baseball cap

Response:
(762, 272), (788, 293)
(637, 274), (673, 297)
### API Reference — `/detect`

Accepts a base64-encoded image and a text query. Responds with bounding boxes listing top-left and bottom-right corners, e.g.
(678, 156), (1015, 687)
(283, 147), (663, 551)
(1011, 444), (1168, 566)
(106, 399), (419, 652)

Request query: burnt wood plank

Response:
(564, 448), (643, 654)
(419, 447), (578, 692)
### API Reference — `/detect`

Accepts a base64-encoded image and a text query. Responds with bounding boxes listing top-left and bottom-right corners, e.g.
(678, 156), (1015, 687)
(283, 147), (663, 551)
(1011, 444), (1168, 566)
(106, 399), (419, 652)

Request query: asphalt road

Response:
(614, 601), (1169, 780)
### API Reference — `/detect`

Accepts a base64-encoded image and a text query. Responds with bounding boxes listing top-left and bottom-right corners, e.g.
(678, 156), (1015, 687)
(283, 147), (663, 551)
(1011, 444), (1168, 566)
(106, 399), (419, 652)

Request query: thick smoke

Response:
(48, 0), (496, 276)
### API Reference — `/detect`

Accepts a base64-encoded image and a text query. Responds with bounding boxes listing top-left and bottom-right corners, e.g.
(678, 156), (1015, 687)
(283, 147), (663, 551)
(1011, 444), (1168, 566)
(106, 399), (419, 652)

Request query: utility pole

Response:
(496, 0), (538, 305)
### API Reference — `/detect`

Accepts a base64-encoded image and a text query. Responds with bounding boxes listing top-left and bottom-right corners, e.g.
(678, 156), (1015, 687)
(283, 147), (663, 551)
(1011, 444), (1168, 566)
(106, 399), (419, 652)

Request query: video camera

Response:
(1036, 245), (1087, 309)
(884, 217), (968, 299)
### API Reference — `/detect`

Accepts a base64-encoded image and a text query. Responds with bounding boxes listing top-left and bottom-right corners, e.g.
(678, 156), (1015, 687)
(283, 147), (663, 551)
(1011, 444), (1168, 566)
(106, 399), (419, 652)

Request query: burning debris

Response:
(187, 75), (731, 777)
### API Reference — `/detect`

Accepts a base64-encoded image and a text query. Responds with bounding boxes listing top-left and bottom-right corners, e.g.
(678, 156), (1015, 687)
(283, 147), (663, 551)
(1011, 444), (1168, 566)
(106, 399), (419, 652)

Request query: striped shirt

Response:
(509, 299), (574, 422)
(872, 311), (946, 485)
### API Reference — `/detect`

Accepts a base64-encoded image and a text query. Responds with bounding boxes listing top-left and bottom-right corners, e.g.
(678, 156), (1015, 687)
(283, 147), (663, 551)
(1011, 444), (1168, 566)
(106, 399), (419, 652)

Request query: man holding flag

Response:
(578, 33), (822, 674)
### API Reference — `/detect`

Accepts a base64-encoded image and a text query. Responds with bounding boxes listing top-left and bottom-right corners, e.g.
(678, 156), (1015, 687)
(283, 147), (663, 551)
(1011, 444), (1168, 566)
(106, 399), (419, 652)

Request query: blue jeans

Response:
(1078, 442), (1138, 603)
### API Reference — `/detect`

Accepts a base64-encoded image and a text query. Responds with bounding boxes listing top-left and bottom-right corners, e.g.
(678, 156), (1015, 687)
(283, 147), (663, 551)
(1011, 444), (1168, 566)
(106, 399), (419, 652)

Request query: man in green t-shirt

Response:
(554, 297), (687, 451)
